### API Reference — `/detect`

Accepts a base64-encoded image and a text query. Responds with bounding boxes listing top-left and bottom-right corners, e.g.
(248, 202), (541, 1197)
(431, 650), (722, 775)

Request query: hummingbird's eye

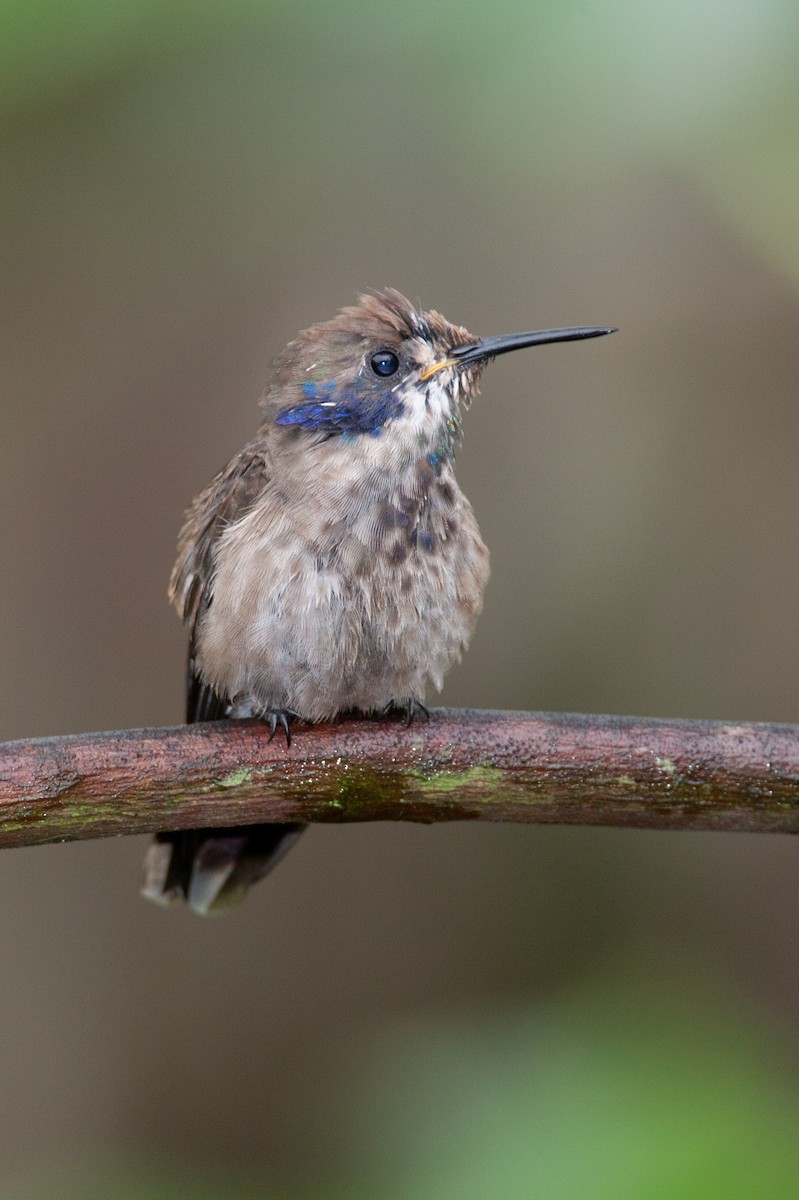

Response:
(369, 349), (400, 377)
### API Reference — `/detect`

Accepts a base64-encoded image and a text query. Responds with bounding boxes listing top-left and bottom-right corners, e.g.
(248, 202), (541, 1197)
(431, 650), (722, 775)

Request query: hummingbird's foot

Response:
(229, 694), (298, 745)
(263, 708), (298, 747)
(381, 698), (429, 725)
(404, 698), (430, 725)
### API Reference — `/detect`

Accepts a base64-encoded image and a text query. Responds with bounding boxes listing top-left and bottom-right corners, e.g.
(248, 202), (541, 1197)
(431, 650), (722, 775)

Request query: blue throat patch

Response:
(276, 379), (405, 438)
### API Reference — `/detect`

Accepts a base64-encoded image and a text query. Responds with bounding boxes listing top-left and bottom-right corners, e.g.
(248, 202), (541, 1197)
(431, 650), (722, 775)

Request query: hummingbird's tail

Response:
(141, 654), (304, 915)
(141, 823), (304, 915)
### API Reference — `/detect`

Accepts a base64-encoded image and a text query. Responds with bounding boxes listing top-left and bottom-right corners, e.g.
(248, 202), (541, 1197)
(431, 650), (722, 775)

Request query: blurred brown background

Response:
(2, 3), (799, 1196)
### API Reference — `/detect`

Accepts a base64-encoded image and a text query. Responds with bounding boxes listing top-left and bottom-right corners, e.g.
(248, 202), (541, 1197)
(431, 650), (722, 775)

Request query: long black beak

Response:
(449, 325), (615, 366)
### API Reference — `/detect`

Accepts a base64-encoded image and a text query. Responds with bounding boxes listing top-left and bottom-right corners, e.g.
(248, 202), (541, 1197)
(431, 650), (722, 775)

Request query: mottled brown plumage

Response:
(142, 290), (613, 913)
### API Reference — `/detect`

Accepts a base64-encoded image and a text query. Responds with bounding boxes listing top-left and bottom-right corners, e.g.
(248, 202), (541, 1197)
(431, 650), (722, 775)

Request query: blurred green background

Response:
(3, 1), (799, 1196)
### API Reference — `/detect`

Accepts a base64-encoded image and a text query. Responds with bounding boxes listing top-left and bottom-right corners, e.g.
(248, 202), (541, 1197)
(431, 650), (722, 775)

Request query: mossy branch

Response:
(0, 709), (798, 849)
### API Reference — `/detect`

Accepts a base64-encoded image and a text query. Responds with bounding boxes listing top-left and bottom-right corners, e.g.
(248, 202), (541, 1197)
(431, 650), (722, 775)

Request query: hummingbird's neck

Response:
(261, 411), (462, 535)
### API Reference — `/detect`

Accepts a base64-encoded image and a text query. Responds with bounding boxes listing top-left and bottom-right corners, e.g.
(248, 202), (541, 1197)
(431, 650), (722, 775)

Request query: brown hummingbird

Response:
(142, 289), (614, 914)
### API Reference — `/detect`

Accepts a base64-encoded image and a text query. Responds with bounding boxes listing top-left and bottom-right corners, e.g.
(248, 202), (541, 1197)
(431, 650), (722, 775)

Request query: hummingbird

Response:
(141, 289), (613, 914)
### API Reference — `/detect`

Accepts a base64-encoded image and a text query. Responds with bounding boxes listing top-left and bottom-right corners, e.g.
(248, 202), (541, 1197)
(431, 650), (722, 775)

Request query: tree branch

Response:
(0, 709), (797, 850)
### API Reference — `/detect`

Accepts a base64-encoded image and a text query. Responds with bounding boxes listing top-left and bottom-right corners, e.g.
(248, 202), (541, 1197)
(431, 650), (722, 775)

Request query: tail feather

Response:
(141, 651), (304, 915)
(142, 824), (304, 915)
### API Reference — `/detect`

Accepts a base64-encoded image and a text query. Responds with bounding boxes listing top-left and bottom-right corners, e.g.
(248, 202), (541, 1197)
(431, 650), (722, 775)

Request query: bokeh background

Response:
(3, 2), (799, 1196)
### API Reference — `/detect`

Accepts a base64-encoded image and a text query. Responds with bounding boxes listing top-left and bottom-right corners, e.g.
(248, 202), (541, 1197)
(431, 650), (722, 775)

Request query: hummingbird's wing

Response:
(168, 444), (270, 634)
(142, 445), (305, 915)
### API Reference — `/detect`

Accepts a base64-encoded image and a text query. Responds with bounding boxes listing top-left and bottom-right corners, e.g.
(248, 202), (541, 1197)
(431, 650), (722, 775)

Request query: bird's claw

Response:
(380, 698), (429, 725)
(265, 708), (297, 746)
(403, 698), (429, 725)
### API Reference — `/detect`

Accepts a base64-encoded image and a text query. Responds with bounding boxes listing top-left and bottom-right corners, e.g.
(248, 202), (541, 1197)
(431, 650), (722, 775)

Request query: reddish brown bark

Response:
(0, 709), (797, 849)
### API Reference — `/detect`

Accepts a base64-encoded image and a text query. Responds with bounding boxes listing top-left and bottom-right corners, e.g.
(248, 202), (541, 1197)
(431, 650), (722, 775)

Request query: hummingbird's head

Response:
(261, 289), (613, 466)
